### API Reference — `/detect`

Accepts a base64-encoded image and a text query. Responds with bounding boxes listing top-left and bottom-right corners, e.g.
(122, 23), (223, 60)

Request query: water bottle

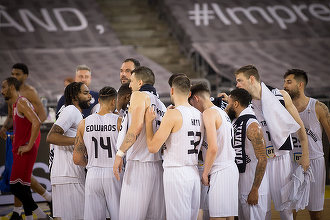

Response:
(41, 97), (48, 117)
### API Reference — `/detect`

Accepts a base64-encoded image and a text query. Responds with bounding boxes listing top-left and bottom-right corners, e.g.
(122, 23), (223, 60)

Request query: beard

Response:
(226, 106), (237, 121)
(2, 91), (10, 100)
(78, 98), (91, 109)
(121, 77), (130, 84)
(285, 88), (300, 100)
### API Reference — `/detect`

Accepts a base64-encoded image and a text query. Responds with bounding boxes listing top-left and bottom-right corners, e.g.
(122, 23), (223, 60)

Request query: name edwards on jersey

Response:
(86, 124), (117, 132)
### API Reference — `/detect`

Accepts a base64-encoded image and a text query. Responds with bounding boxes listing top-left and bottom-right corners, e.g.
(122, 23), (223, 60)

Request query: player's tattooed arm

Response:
(73, 135), (87, 167)
(246, 122), (267, 206)
(46, 124), (75, 146)
(120, 132), (139, 153)
(74, 136), (86, 154)
(316, 101), (330, 144)
(247, 122), (267, 189)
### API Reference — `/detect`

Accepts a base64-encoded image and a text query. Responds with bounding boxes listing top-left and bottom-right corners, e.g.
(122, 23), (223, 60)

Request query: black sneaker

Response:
(38, 215), (53, 220)
(9, 212), (22, 220)
(46, 200), (53, 217)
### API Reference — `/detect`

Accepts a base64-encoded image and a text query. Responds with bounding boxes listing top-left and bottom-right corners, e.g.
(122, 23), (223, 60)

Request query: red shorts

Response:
(10, 143), (38, 186)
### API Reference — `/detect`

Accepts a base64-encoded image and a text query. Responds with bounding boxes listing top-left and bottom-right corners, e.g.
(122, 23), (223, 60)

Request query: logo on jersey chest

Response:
(293, 152), (302, 163)
(266, 146), (275, 158)
(305, 127), (318, 142)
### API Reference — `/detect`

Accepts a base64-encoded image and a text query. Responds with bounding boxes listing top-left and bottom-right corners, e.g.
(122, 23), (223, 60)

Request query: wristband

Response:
(116, 149), (125, 157)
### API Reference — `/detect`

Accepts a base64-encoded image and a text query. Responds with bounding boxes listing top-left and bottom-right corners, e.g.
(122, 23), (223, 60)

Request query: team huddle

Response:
(1, 60), (329, 220)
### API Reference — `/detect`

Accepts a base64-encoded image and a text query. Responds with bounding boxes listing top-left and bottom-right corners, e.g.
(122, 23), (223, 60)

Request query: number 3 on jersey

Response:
(187, 131), (201, 154)
(92, 136), (112, 158)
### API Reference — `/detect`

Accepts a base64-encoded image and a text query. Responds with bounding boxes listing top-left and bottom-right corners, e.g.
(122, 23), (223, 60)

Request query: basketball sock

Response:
(25, 215), (33, 220)
(42, 190), (52, 202)
(33, 207), (46, 218)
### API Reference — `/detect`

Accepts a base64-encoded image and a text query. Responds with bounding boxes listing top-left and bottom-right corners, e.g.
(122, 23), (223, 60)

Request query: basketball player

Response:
(235, 65), (309, 220)
(116, 82), (132, 117)
(120, 58), (141, 84)
(46, 82), (91, 220)
(145, 75), (204, 220)
(284, 69), (330, 220)
(73, 86), (122, 220)
(92, 58), (138, 114)
(0, 63), (51, 220)
(113, 66), (166, 220)
(226, 88), (268, 220)
(1, 77), (51, 220)
(189, 82), (238, 220)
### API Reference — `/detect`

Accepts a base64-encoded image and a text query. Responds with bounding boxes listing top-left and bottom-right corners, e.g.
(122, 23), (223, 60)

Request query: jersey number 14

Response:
(92, 136), (112, 158)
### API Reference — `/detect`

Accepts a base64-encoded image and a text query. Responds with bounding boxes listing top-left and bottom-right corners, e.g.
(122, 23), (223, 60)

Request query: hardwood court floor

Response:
(197, 198), (330, 220)
(1, 188), (329, 219)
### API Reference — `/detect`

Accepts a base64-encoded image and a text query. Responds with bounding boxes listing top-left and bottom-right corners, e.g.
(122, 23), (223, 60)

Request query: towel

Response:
(280, 165), (314, 210)
(261, 82), (300, 150)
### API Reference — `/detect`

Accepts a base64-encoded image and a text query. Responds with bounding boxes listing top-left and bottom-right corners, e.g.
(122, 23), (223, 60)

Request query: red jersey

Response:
(12, 96), (41, 152)
(10, 96), (40, 185)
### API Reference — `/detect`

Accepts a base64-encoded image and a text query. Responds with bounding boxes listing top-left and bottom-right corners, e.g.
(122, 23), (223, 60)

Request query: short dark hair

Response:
(12, 63), (29, 75)
(189, 82), (210, 102)
(64, 82), (84, 106)
(99, 86), (117, 102)
(229, 88), (252, 108)
(124, 58), (141, 69)
(5, 77), (20, 91)
(172, 75), (191, 95)
(131, 66), (155, 86)
(283, 69), (308, 87)
(168, 73), (187, 87)
(234, 65), (260, 82)
(118, 82), (132, 97)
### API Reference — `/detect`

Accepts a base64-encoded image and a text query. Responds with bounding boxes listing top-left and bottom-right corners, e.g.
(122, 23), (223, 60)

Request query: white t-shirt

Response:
(50, 105), (85, 185)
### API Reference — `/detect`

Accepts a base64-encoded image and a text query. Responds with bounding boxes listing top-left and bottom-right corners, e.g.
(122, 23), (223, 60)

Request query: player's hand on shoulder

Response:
(167, 104), (175, 110)
(145, 106), (156, 124)
(218, 92), (229, 103)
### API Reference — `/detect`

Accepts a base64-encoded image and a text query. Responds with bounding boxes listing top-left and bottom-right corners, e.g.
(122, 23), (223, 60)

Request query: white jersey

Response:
(235, 107), (269, 196)
(208, 106), (236, 174)
(120, 91), (166, 162)
(50, 105), (85, 185)
(163, 106), (204, 167)
(291, 98), (323, 161)
(83, 113), (119, 169)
